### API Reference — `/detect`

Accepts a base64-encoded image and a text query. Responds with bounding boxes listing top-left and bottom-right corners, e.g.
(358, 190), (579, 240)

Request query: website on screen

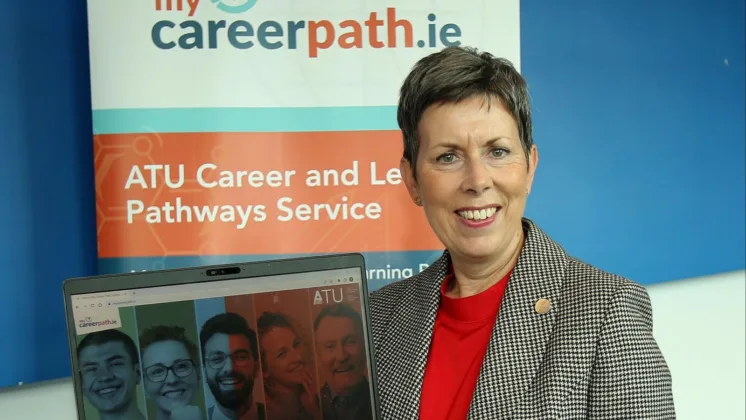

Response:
(71, 268), (374, 420)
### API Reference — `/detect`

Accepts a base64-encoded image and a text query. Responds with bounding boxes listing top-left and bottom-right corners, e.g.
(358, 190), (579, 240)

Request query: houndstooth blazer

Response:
(369, 218), (676, 420)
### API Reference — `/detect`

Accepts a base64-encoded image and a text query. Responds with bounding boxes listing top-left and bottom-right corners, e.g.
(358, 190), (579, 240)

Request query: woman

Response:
(369, 46), (676, 420)
(257, 311), (321, 420)
(139, 325), (204, 420)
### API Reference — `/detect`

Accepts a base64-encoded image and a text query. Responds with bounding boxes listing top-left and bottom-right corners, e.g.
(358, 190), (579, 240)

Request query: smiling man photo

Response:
(77, 329), (146, 420)
(200, 312), (266, 420)
(314, 304), (372, 420)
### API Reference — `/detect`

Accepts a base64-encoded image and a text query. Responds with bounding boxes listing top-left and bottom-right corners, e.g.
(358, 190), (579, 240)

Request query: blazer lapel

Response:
(375, 253), (449, 420)
(469, 219), (568, 419)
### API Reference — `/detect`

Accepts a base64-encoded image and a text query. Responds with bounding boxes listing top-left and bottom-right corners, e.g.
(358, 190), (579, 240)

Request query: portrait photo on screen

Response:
(194, 295), (267, 420)
(254, 289), (322, 420)
(75, 306), (148, 420)
(309, 283), (374, 420)
(135, 300), (208, 420)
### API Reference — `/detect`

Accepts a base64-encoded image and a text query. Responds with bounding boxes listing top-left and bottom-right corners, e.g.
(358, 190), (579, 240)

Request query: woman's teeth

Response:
(458, 208), (497, 221)
(163, 390), (185, 398)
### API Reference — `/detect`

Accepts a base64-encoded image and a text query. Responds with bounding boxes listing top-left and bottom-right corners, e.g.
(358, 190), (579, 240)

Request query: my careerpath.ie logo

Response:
(152, 0), (463, 57)
(78, 317), (119, 329)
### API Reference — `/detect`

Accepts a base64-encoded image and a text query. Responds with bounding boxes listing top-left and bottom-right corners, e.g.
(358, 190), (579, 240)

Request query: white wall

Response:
(1, 270), (744, 419)
(647, 270), (745, 419)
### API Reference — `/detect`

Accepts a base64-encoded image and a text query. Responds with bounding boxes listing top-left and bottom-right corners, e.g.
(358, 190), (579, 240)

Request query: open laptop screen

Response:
(69, 267), (374, 420)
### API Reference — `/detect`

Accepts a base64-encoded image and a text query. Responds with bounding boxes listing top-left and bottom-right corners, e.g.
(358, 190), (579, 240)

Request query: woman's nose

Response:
(165, 369), (180, 384)
(289, 348), (304, 363)
(462, 158), (492, 194)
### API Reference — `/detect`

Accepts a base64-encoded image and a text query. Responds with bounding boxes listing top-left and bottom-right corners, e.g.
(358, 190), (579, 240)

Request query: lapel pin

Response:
(535, 298), (552, 314)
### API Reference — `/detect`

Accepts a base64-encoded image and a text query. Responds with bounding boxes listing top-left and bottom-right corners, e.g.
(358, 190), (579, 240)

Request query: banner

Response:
(89, 0), (521, 290)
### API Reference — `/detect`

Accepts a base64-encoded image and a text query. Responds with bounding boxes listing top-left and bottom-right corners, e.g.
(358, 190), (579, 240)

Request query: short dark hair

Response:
(256, 312), (296, 336)
(77, 329), (139, 365)
(313, 303), (363, 335)
(397, 45), (533, 177)
(139, 325), (198, 361)
(256, 312), (301, 371)
(200, 312), (259, 361)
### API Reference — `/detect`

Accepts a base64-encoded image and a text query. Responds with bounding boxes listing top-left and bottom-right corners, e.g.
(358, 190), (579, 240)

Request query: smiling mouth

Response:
(334, 365), (355, 374)
(219, 377), (244, 386)
(456, 207), (498, 221)
(94, 385), (121, 398)
(162, 389), (186, 399)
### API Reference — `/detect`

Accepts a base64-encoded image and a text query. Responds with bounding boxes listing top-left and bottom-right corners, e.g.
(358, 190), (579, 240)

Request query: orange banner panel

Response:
(94, 131), (443, 257)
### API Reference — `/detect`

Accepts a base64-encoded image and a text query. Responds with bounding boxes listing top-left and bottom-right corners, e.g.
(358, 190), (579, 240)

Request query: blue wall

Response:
(0, 1), (99, 387)
(0, 0), (743, 388)
(522, 0), (745, 283)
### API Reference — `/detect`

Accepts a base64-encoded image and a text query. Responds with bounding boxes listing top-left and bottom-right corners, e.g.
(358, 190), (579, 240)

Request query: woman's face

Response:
(401, 96), (538, 262)
(261, 327), (308, 388)
(141, 340), (199, 414)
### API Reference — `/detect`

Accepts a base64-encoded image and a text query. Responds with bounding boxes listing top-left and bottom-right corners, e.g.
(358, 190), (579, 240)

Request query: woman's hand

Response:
(169, 405), (204, 420)
(299, 369), (321, 419)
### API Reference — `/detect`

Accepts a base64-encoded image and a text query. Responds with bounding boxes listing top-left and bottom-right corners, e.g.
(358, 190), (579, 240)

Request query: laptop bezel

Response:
(62, 253), (380, 420)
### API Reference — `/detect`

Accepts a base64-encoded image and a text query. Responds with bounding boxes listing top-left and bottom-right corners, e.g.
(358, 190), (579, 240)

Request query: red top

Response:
(418, 269), (511, 420)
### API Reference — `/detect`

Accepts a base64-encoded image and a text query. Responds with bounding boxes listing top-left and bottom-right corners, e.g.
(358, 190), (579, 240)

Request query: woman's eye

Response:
(437, 153), (457, 163)
(490, 148), (508, 158)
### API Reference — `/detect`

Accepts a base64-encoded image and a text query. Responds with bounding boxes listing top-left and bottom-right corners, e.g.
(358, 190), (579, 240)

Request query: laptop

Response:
(63, 253), (380, 420)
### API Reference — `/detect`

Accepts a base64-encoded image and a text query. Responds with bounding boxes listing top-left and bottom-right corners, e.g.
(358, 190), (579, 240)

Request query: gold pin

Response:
(535, 298), (552, 314)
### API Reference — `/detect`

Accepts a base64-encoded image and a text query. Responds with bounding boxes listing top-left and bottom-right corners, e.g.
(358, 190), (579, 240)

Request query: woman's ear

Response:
(399, 158), (421, 206)
(525, 144), (539, 195)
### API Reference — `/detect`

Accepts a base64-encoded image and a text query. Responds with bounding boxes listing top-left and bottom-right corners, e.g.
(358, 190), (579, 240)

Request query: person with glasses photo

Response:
(139, 325), (204, 420)
(199, 312), (266, 420)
